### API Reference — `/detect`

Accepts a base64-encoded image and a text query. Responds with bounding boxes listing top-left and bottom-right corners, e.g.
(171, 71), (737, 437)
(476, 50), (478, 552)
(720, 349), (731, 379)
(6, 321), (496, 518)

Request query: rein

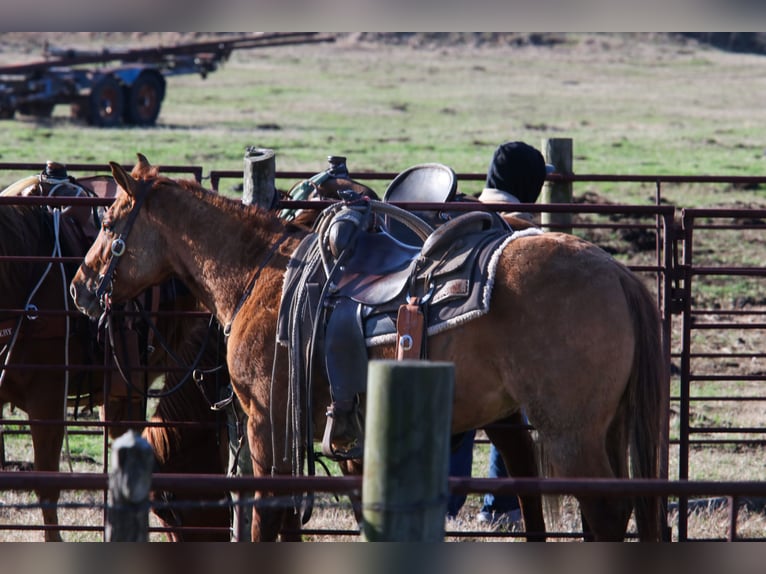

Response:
(109, 304), (224, 400)
(88, 178), (228, 405)
(83, 176), (237, 408)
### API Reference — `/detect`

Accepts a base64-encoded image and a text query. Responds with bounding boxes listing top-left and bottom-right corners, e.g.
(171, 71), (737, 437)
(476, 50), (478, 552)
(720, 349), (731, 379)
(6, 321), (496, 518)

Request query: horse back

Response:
(427, 231), (642, 433)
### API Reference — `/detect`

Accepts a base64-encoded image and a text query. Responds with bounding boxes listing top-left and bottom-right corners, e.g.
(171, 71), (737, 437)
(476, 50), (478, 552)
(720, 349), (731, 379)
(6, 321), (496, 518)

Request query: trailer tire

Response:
(18, 102), (55, 118)
(87, 74), (124, 127)
(124, 72), (165, 126)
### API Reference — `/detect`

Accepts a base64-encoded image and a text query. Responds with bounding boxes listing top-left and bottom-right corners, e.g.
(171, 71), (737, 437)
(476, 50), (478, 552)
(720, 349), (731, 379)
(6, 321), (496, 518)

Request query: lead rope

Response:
(51, 208), (75, 473)
(46, 180), (89, 473)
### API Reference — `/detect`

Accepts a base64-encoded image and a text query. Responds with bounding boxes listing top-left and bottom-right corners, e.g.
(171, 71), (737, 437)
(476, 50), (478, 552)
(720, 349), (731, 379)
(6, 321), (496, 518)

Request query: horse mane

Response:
(149, 174), (290, 236)
(0, 204), (55, 297)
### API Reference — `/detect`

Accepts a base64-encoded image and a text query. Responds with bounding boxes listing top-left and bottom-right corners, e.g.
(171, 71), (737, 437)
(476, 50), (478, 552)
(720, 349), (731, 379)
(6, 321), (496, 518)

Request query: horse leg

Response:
(279, 506), (303, 541)
(225, 401), (253, 542)
(340, 459), (364, 525)
(548, 434), (632, 541)
(29, 406), (66, 542)
(0, 403), (6, 468)
(576, 399), (633, 542)
(484, 412), (546, 542)
(570, 410), (629, 542)
(246, 415), (297, 542)
(576, 495), (631, 542)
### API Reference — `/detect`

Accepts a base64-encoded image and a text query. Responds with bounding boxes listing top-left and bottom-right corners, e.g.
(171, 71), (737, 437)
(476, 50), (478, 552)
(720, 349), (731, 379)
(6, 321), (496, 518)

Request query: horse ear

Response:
(109, 161), (138, 198)
(132, 153), (152, 177)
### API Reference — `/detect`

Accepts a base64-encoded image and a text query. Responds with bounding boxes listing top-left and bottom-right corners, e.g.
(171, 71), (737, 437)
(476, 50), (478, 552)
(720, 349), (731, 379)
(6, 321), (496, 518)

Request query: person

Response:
(446, 430), (522, 525)
(476, 442), (522, 525)
(477, 140), (554, 221)
(447, 140), (553, 523)
(446, 429), (476, 518)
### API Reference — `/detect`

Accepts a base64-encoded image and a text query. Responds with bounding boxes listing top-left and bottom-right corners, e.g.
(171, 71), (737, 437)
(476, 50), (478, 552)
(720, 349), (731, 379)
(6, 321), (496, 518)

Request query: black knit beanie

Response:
(484, 141), (547, 204)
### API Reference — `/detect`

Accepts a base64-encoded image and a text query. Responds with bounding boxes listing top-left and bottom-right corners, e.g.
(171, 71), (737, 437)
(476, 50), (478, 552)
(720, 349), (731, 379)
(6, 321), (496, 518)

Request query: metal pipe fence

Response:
(2, 164), (766, 541)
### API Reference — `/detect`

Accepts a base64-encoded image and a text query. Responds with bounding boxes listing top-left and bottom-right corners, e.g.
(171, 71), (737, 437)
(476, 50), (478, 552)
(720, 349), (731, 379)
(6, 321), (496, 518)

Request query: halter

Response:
(93, 179), (153, 307)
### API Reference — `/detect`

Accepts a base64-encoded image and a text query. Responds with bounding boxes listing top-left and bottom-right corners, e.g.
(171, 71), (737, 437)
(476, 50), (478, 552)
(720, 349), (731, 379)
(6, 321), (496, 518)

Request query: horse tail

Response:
(621, 269), (665, 541)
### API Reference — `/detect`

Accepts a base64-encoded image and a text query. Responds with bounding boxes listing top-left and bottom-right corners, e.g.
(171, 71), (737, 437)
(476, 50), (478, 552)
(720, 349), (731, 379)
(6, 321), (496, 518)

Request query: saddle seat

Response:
(383, 162), (457, 205)
(382, 162), (458, 245)
(332, 210), (498, 307)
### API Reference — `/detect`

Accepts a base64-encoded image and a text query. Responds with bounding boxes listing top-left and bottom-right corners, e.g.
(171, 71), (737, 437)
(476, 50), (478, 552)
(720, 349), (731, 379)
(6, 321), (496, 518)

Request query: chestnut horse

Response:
(71, 155), (665, 542)
(0, 200), (231, 541)
(284, 161), (544, 535)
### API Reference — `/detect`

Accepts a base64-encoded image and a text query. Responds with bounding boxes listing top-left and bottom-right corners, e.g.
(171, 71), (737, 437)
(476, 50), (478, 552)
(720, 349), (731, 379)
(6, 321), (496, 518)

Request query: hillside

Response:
(2, 32), (766, 61)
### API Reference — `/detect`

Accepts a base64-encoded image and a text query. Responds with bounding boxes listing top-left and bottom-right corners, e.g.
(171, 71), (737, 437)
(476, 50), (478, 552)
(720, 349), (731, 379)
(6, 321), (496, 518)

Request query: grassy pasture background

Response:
(0, 32), (765, 203)
(2, 32), (766, 541)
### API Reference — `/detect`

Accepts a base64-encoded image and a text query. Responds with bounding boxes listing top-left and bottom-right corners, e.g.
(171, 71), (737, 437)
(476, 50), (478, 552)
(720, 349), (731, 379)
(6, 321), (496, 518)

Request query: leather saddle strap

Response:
(324, 298), (368, 406)
(396, 296), (425, 360)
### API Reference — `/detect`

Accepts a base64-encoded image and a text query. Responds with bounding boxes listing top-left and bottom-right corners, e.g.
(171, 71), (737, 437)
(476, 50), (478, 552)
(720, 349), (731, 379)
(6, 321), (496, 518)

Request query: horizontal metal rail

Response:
(3, 167), (766, 541)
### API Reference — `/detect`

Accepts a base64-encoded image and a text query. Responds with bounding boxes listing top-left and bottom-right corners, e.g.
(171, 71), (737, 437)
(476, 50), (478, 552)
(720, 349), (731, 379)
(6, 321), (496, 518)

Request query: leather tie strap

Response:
(396, 296), (425, 360)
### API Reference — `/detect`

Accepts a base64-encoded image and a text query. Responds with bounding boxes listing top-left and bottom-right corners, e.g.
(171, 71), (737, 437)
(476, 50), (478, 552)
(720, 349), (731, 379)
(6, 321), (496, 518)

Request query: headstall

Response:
(91, 179), (153, 308)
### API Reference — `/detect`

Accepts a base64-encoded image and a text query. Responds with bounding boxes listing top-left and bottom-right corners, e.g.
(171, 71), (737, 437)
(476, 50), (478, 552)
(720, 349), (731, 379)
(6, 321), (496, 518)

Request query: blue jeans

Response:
(446, 429), (475, 517)
(481, 444), (520, 514)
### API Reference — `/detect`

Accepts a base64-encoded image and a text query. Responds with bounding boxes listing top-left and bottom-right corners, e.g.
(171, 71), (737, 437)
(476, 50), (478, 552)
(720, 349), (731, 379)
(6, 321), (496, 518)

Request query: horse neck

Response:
(152, 184), (288, 327)
(0, 206), (55, 308)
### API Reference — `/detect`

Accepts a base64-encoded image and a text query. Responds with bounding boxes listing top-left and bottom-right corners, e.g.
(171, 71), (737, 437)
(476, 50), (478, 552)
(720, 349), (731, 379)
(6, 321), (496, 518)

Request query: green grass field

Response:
(1, 33), (765, 202)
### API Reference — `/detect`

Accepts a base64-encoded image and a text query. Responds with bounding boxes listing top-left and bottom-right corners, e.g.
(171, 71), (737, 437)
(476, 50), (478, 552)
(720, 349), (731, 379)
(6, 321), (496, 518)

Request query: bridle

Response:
(92, 178), (153, 309)
(85, 178), (224, 398)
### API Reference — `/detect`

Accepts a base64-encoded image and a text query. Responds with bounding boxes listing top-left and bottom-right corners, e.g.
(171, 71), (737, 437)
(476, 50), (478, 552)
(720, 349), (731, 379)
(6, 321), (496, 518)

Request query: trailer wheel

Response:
(88, 75), (124, 127)
(18, 102), (55, 118)
(124, 72), (165, 126)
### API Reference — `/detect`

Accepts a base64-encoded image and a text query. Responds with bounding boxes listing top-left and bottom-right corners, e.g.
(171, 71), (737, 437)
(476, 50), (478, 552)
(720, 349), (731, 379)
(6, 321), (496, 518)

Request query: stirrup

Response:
(321, 403), (364, 460)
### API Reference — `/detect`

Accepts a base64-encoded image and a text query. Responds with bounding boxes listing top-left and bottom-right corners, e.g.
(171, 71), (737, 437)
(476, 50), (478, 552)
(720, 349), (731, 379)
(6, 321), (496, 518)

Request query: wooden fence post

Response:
(361, 360), (454, 542)
(106, 430), (154, 542)
(540, 137), (573, 234)
(242, 147), (276, 208)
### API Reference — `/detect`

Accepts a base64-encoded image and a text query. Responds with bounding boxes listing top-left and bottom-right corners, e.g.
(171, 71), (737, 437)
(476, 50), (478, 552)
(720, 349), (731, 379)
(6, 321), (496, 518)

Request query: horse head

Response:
(70, 155), (169, 320)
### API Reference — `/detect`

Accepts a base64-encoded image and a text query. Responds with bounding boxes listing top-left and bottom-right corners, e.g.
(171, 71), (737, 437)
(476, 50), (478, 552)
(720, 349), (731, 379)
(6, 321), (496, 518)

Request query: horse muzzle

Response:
(69, 275), (102, 319)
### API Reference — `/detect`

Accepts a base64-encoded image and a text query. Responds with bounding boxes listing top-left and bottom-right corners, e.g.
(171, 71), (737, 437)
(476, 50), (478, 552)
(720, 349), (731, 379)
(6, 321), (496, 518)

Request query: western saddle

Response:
(278, 162), (520, 460)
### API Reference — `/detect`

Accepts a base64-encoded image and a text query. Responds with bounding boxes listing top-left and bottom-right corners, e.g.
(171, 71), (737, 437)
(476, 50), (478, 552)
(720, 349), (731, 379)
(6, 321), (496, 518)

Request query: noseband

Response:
(92, 179), (153, 307)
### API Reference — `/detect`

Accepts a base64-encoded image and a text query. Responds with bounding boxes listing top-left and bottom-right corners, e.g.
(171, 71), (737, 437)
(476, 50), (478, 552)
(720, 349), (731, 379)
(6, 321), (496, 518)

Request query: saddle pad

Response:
(364, 227), (543, 347)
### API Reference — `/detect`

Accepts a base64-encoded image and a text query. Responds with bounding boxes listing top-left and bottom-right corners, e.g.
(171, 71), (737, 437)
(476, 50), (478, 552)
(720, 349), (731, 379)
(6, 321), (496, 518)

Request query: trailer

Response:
(0, 32), (335, 127)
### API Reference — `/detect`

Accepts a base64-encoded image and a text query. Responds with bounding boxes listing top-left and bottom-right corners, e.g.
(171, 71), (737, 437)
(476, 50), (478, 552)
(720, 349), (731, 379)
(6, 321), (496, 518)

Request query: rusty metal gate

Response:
(2, 163), (766, 541)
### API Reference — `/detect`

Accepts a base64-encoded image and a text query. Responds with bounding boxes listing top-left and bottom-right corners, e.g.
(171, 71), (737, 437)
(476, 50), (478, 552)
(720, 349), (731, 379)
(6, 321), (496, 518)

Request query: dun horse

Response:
(71, 155), (666, 542)
(0, 190), (230, 540)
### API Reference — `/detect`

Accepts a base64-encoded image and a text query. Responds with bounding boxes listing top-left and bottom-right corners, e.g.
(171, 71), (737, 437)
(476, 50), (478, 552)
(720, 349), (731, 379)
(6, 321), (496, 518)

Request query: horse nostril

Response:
(69, 282), (78, 303)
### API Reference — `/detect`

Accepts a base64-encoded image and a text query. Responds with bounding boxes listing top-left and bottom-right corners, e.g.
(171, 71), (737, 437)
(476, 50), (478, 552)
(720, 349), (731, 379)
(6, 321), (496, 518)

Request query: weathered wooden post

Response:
(106, 430), (154, 542)
(540, 137), (573, 234)
(242, 146), (276, 208)
(361, 360), (454, 542)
